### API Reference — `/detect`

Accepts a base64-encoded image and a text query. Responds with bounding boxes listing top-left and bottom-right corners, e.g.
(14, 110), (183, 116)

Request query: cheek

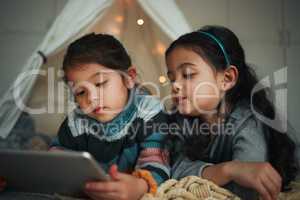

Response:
(75, 97), (94, 114)
(102, 80), (129, 108)
(191, 82), (222, 111)
(75, 96), (87, 107)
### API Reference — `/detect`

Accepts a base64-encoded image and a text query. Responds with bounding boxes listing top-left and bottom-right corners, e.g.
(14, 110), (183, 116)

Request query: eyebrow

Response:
(72, 71), (106, 87)
(86, 71), (108, 82)
(167, 62), (197, 75)
(89, 71), (104, 79)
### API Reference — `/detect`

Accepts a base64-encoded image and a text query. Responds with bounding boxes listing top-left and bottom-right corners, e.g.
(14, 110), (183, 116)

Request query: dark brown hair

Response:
(166, 25), (298, 191)
(63, 33), (131, 78)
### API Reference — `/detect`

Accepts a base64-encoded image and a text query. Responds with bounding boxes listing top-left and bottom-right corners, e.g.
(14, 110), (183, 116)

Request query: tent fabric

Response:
(0, 0), (114, 139)
(138, 0), (191, 40)
(0, 0), (191, 138)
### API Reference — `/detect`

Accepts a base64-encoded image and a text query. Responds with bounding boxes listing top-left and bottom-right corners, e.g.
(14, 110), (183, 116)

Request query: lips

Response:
(93, 106), (104, 114)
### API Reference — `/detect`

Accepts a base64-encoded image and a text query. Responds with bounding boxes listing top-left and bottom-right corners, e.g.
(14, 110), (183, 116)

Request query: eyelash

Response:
(76, 90), (85, 96)
(75, 81), (107, 96)
(167, 73), (196, 83)
(183, 73), (195, 79)
(95, 80), (107, 87)
(167, 76), (174, 82)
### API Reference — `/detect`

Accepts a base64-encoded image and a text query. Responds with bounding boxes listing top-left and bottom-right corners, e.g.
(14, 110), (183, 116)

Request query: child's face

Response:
(166, 47), (225, 117)
(66, 63), (132, 122)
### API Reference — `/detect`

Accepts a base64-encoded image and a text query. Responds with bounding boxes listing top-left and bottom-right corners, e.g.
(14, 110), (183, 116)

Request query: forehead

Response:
(166, 47), (206, 71)
(65, 63), (115, 83)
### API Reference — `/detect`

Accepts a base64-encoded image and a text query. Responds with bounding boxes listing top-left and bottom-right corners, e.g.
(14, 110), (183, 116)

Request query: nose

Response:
(87, 89), (99, 105)
(172, 81), (182, 93)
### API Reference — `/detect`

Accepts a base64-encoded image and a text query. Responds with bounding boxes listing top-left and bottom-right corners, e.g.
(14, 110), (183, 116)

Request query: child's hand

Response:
(228, 161), (282, 200)
(0, 177), (6, 192)
(84, 165), (148, 200)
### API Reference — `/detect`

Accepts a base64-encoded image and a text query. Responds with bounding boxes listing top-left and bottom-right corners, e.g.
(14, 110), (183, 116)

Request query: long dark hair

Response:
(165, 25), (298, 190)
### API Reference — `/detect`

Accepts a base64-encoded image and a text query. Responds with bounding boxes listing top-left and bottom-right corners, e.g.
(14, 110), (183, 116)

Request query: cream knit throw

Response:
(141, 176), (240, 200)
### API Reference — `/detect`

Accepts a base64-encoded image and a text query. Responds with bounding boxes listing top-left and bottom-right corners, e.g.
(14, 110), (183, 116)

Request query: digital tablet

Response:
(0, 150), (109, 197)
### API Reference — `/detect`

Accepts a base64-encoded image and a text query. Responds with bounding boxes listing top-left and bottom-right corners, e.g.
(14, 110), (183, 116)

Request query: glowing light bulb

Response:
(159, 76), (167, 84)
(137, 19), (144, 26)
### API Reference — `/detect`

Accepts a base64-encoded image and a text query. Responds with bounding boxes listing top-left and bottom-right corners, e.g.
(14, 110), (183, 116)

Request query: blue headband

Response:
(198, 31), (230, 66)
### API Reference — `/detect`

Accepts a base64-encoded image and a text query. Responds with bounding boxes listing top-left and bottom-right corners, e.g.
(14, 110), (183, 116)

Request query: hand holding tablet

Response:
(0, 150), (109, 197)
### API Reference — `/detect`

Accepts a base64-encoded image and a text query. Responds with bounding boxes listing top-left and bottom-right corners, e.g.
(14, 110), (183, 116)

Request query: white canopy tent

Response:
(0, 0), (191, 138)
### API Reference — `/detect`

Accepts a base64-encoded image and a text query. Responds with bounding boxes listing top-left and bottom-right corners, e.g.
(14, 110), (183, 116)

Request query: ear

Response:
(221, 65), (238, 91)
(124, 66), (137, 89)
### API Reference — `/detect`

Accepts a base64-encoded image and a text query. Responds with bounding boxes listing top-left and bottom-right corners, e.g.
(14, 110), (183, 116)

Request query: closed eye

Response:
(76, 90), (85, 96)
(95, 80), (108, 87)
(169, 78), (176, 83)
(183, 73), (196, 79)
